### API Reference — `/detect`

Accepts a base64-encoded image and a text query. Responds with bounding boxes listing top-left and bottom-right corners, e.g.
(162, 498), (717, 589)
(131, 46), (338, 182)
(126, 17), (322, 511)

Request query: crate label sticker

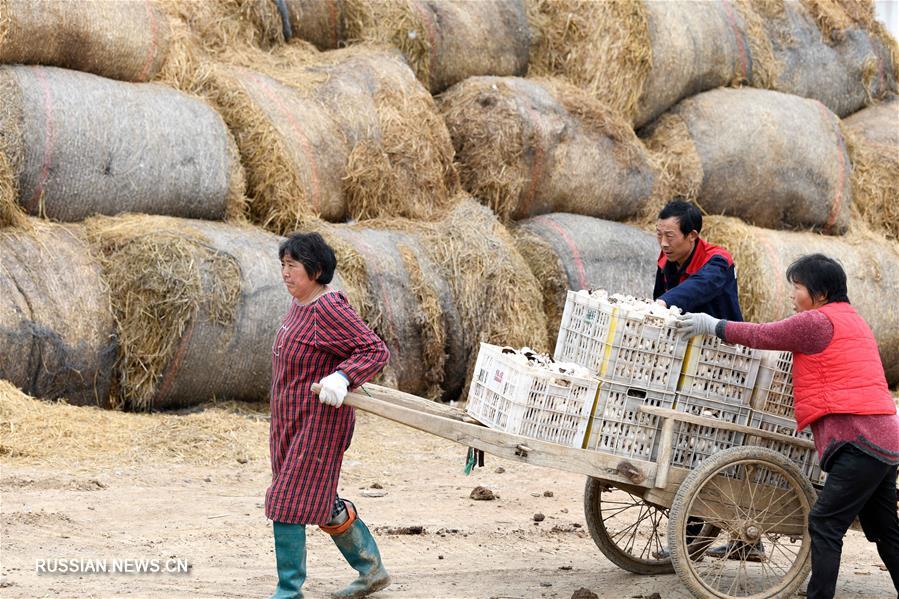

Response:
(585, 309), (596, 323)
(486, 368), (505, 393)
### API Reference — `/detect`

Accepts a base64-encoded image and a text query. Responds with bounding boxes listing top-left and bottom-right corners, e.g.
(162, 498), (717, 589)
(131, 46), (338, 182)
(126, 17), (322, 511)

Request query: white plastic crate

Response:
(554, 291), (688, 392)
(746, 411), (824, 485)
(672, 395), (752, 470)
(751, 351), (795, 417)
(466, 343), (600, 448)
(679, 335), (761, 405)
(583, 382), (676, 461)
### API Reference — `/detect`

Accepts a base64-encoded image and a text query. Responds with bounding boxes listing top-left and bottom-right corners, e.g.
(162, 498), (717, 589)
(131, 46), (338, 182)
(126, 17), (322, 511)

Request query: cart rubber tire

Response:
(584, 477), (718, 575)
(668, 446), (816, 599)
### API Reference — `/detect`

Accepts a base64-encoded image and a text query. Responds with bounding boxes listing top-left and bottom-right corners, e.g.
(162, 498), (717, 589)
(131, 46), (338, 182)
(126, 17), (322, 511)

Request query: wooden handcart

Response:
(316, 382), (826, 599)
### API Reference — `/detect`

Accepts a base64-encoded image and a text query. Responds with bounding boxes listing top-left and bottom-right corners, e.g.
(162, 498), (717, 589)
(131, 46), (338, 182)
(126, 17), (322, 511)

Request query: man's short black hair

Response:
(786, 254), (850, 304)
(658, 199), (703, 236)
(278, 232), (337, 284)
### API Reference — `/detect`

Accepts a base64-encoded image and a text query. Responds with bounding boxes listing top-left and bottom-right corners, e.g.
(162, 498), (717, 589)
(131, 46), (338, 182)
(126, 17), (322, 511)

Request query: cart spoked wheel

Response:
(669, 446), (816, 599)
(584, 477), (720, 575)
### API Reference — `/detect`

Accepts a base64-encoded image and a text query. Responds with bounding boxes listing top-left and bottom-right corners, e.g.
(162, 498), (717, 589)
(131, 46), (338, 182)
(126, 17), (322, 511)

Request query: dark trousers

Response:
(807, 445), (899, 599)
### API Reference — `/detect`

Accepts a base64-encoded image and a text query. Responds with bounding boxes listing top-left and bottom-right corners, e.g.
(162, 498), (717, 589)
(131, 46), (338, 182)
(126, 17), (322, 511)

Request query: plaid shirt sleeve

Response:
(315, 291), (390, 387)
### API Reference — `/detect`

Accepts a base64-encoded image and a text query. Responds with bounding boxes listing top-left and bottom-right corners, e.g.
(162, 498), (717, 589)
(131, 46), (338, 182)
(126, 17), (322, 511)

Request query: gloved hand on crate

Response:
(675, 312), (721, 338)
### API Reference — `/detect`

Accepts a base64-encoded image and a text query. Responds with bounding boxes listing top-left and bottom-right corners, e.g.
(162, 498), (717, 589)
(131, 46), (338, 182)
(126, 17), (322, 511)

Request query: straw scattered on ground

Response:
(0, 380), (268, 468)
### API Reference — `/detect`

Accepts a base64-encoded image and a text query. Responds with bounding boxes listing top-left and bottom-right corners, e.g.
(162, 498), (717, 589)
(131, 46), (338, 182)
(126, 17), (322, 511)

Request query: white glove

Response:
(675, 312), (721, 339)
(319, 372), (349, 408)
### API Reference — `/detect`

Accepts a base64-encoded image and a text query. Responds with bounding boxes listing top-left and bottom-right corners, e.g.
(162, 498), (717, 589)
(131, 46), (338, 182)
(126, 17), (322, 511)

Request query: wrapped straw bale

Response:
(201, 46), (457, 232)
(528, 0), (754, 127)
(0, 0), (172, 82)
(744, 0), (897, 117)
(0, 220), (116, 406)
(512, 213), (657, 350)
(842, 98), (899, 241)
(439, 76), (657, 222)
(704, 216), (899, 385)
(338, 0), (530, 93)
(85, 215), (293, 410)
(323, 198), (547, 400)
(324, 225), (464, 401)
(643, 87), (852, 234)
(0, 65), (245, 224)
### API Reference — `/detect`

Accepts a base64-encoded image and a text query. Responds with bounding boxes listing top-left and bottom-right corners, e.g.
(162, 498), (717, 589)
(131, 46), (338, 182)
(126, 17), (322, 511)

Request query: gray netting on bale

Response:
(512, 213), (658, 351)
(0, 220), (116, 406)
(342, 0), (530, 94)
(322, 224), (463, 401)
(85, 215), (292, 410)
(704, 216), (899, 385)
(0, 0), (172, 82)
(283, 0), (350, 50)
(742, 0), (898, 118)
(527, 0), (753, 127)
(0, 65), (246, 223)
(202, 45), (457, 232)
(439, 76), (657, 222)
(642, 87), (852, 234)
(842, 98), (899, 241)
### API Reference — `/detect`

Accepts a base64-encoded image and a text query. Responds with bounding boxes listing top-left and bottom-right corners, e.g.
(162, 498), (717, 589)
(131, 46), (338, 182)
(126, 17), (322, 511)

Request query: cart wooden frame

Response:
(319, 383), (830, 599)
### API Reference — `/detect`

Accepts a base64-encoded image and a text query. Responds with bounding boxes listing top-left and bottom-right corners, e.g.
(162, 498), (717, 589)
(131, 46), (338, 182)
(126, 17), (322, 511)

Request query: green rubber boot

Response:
(271, 522), (307, 599)
(330, 518), (391, 598)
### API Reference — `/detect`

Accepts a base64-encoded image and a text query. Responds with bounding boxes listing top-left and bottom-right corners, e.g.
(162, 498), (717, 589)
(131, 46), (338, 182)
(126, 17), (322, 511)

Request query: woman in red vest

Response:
(677, 253), (899, 599)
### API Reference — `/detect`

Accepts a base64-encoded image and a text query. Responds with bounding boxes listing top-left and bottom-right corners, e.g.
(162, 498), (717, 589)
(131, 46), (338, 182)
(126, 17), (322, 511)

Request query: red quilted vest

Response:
(792, 302), (894, 430)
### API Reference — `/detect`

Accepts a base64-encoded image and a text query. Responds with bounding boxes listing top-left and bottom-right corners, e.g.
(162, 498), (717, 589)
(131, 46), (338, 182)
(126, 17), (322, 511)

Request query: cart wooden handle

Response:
(311, 383), (658, 488)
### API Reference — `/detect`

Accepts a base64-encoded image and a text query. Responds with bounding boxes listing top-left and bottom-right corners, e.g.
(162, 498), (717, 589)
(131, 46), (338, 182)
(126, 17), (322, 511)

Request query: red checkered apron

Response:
(265, 290), (389, 524)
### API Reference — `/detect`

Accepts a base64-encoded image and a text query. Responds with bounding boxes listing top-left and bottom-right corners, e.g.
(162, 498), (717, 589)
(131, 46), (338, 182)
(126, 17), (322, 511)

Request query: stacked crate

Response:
(671, 336), (759, 469)
(466, 343), (600, 448)
(554, 291), (686, 461)
(748, 351), (824, 484)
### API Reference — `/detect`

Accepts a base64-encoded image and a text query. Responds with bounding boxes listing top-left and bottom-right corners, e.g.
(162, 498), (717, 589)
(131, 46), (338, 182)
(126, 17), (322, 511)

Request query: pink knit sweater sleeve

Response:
(723, 310), (834, 354)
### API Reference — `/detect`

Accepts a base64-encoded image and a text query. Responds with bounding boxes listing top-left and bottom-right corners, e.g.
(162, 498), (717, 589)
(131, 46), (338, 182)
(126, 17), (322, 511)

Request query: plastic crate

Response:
(466, 343), (600, 448)
(751, 351), (795, 417)
(554, 291), (688, 392)
(583, 382), (676, 461)
(679, 335), (761, 405)
(672, 395), (752, 470)
(746, 411), (824, 485)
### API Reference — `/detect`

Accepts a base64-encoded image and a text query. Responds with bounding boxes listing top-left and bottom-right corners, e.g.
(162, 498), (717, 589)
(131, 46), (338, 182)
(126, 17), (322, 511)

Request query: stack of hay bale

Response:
(0, 0), (896, 412)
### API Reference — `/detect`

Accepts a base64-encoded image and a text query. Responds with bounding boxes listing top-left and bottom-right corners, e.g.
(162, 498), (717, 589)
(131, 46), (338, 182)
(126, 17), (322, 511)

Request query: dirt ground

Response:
(1, 409), (895, 599)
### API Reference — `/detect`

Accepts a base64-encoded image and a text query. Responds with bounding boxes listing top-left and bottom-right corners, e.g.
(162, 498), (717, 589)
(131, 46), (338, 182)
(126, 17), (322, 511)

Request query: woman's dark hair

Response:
(278, 232), (337, 284)
(786, 254), (850, 304)
(658, 199), (702, 236)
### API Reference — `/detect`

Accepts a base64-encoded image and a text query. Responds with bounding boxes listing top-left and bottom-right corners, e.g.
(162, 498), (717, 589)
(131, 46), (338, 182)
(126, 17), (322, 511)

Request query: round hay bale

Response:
(201, 45), (457, 231)
(85, 215), (292, 410)
(744, 0), (898, 118)
(842, 98), (899, 241)
(0, 0), (172, 82)
(320, 197), (546, 400)
(341, 0), (530, 93)
(0, 220), (116, 406)
(703, 216), (899, 385)
(643, 87), (852, 234)
(157, 0), (284, 55)
(322, 224), (463, 401)
(0, 65), (246, 223)
(528, 0), (752, 127)
(512, 213), (658, 350)
(416, 199), (548, 389)
(439, 76), (657, 222)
